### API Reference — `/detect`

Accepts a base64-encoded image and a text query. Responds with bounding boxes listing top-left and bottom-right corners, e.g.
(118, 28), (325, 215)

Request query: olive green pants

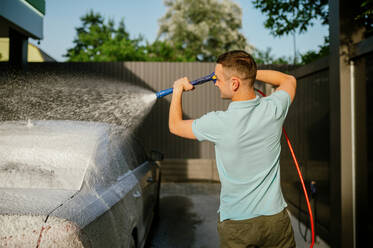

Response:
(217, 208), (296, 248)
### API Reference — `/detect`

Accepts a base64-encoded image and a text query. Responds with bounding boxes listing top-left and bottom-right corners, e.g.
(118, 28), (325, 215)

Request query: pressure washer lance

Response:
(155, 72), (216, 98)
(156, 73), (315, 248)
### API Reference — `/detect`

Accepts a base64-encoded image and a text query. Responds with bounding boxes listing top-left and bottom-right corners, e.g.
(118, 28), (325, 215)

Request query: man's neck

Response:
(231, 88), (256, 102)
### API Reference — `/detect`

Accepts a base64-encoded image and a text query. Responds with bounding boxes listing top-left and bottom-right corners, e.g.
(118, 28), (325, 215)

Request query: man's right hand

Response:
(173, 77), (195, 93)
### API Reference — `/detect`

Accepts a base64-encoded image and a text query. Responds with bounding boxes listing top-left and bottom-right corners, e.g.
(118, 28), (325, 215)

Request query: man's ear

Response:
(231, 77), (240, 91)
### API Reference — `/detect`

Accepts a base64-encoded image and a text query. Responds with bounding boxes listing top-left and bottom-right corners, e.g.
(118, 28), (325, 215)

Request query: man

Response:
(169, 50), (296, 248)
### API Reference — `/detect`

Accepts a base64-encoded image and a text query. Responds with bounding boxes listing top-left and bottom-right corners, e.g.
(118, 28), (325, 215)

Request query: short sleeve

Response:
(192, 111), (223, 143)
(266, 90), (291, 120)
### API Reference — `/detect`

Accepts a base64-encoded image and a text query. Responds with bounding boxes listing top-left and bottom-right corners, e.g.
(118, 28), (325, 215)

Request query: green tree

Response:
(64, 10), (147, 61)
(355, 0), (373, 36)
(65, 10), (198, 62)
(299, 36), (329, 65)
(157, 0), (252, 62)
(251, 0), (373, 64)
(251, 0), (328, 37)
(251, 0), (328, 64)
(145, 40), (196, 62)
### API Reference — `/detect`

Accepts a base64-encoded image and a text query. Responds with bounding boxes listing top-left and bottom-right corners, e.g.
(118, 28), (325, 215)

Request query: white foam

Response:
(27, 119), (34, 128)
(0, 72), (159, 246)
(0, 215), (45, 247)
(0, 189), (76, 216)
(0, 121), (108, 190)
(0, 215), (85, 247)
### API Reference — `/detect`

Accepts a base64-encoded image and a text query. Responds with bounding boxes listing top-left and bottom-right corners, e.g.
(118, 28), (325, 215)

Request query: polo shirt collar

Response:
(227, 95), (260, 110)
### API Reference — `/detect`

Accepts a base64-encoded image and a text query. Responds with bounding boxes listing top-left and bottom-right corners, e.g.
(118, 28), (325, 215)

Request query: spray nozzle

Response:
(156, 72), (216, 99)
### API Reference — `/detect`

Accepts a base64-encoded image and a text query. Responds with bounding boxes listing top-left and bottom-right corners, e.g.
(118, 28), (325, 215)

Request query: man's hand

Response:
(256, 70), (296, 104)
(173, 77), (194, 93)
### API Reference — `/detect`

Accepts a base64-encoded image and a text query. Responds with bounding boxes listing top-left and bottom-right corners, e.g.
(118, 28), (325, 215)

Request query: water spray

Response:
(156, 73), (315, 248)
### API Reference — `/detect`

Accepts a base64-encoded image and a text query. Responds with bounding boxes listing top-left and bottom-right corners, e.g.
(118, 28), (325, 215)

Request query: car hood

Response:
(0, 188), (78, 216)
(0, 120), (110, 191)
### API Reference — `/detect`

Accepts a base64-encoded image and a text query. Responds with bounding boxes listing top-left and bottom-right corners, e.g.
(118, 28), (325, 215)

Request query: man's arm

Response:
(256, 70), (297, 103)
(168, 77), (197, 140)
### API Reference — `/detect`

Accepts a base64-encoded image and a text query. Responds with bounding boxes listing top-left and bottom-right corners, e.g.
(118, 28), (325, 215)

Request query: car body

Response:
(0, 120), (162, 248)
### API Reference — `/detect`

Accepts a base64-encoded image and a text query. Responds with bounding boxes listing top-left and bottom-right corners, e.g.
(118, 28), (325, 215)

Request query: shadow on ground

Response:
(146, 195), (202, 248)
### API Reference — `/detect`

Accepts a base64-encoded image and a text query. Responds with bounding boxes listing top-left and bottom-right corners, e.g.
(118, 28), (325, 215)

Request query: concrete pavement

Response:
(146, 183), (330, 248)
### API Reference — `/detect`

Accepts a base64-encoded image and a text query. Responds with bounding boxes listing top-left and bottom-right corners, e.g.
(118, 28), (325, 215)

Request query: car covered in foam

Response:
(0, 120), (162, 248)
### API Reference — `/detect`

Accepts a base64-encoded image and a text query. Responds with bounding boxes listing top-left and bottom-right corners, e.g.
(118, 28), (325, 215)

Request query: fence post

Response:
(329, 1), (366, 247)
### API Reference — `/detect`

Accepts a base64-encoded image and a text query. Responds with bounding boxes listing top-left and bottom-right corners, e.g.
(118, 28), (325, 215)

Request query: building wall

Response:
(0, 38), (55, 62)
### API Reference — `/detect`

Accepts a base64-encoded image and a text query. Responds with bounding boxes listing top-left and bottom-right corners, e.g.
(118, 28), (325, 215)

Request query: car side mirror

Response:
(149, 150), (164, 161)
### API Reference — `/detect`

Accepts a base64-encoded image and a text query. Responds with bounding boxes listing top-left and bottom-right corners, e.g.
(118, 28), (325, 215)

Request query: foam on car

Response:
(0, 120), (109, 190)
(0, 215), (86, 247)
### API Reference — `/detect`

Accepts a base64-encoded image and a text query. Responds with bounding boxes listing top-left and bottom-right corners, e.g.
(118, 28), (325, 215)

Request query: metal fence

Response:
(280, 39), (373, 244)
(279, 56), (330, 241)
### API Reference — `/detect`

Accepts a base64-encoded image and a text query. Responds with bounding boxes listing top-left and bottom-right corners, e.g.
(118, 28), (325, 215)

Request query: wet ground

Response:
(146, 182), (330, 248)
(146, 183), (220, 248)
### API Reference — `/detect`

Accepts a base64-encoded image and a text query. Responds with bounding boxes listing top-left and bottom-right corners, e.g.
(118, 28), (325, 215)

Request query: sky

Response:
(31, 0), (329, 62)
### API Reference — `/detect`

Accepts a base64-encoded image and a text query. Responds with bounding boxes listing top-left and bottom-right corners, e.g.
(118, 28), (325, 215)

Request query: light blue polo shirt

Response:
(192, 90), (291, 221)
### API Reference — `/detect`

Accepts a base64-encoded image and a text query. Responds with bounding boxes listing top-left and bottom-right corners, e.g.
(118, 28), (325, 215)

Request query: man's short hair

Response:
(216, 50), (257, 88)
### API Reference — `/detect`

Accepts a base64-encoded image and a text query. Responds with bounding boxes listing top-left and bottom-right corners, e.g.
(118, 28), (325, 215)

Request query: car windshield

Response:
(0, 121), (107, 190)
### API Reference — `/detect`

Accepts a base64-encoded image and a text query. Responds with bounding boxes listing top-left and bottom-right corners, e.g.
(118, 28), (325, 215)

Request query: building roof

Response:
(0, 0), (44, 39)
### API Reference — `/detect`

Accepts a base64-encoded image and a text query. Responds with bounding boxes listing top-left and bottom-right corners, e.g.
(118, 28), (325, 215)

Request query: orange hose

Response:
(255, 88), (315, 248)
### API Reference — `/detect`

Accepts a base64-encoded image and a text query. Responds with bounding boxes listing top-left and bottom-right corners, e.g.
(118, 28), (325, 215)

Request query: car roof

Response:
(0, 120), (127, 190)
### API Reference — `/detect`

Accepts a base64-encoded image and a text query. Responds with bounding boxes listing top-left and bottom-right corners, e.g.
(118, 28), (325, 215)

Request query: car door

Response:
(130, 138), (157, 229)
(119, 137), (150, 240)
(107, 135), (146, 242)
